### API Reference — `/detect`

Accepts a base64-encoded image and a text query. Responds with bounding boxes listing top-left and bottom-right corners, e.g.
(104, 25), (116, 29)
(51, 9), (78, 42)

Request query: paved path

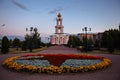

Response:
(0, 46), (120, 80)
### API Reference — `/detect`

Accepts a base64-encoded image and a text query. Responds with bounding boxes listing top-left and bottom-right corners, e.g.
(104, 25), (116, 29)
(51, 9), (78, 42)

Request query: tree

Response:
(13, 38), (20, 51)
(94, 39), (100, 49)
(25, 34), (33, 52)
(1, 36), (9, 53)
(107, 32), (114, 53)
(32, 28), (41, 48)
(25, 27), (41, 52)
(100, 29), (119, 53)
(21, 41), (27, 51)
(82, 36), (88, 52)
(112, 29), (120, 49)
(101, 31), (108, 48)
(87, 38), (94, 51)
(67, 35), (73, 47)
(67, 35), (81, 48)
(9, 39), (13, 47)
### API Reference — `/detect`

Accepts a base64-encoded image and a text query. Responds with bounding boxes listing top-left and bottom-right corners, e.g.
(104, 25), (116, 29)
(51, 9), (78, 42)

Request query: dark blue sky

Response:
(0, 0), (120, 36)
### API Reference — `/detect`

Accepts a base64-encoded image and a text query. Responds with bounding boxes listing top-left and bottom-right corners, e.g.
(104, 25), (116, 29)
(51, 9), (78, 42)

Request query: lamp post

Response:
(82, 27), (91, 52)
(0, 24), (5, 35)
(26, 27), (34, 52)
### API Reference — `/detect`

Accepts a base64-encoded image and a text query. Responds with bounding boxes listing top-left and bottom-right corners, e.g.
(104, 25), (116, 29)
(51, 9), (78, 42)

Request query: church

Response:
(50, 13), (69, 45)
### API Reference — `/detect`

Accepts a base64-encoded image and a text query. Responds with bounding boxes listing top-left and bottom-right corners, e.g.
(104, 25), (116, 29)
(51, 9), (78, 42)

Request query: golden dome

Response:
(57, 13), (61, 17)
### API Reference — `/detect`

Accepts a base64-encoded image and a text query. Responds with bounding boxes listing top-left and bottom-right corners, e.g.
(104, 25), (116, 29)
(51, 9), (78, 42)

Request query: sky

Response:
(0, 0), (120, 36)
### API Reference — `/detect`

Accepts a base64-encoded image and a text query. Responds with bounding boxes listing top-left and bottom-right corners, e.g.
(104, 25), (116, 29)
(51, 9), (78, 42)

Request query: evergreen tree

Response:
(87, 38), (94, 51)
(13, 37), (20, 51)
(94, 39), (99, 49)
(1, 36), (9, 53)
(32, 28), (40, 48)
(25, 27), (40, 52)
(101, 29), (120, 50)
(9, 39), (13, 47)
(67, 35), (73, 47)
(21, 41), (27, 51)
(67, 35), (81, 48)
(101, 31), (108, 48)
(107, 32), (114, 53)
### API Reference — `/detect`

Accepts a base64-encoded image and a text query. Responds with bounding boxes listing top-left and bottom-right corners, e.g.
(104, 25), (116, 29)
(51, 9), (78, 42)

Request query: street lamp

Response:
(26, 27), (34, 52)
(82, 27), (91, 52)
(0, 24), (5, 35)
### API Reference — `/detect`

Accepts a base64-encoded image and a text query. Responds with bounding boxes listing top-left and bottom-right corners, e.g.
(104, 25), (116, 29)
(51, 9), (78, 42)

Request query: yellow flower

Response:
(2, 55), (112, 74)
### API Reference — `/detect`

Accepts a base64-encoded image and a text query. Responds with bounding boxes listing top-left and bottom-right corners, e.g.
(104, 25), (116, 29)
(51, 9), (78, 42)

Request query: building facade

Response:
(50, 13), (69, 45)
(77, 32), (103, 48)
(77, 33), (98, 43)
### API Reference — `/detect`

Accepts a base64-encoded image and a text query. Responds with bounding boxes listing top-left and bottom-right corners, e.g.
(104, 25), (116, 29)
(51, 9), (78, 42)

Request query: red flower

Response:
(21, 54), (104, 66)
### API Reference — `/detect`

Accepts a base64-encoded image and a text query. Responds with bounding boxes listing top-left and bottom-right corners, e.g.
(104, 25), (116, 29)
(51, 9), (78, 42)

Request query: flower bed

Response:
(2, 54), (111, 74)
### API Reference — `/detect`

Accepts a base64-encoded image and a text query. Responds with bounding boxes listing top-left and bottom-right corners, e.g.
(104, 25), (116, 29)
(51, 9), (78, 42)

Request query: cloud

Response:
(11, 0), (29, 11)
(1, 24), (5, 26)
(48, 0), (80, 14)
(48, 7), (64, 14)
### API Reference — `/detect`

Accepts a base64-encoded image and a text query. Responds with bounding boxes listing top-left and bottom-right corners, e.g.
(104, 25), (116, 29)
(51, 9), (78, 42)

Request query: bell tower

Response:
(51, 13), (69, 45)
(55, 13), (64, 34)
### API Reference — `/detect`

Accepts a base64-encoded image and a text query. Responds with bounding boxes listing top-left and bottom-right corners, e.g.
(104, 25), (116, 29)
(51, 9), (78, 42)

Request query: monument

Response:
(50, 13), (69, 45)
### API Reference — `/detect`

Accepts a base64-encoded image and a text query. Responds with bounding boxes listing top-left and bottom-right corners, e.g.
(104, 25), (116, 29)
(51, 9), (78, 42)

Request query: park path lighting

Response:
(26, 27), (40, 52)
(26, 27), (34, 52)
(82, 27), (91, 52)
(0, 24), (5, 35)
(26, 27), (34, 35)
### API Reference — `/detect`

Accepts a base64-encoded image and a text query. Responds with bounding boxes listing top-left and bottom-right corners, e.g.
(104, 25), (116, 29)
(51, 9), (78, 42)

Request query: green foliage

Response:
(67, 35), (81, 48)
(101, 31), (108, 48)
(21, 41), (27, 51)
(1, 36), (9, 53)
(107, 33), (114, 53)
(87, 38), (94, 51)
(82, 37), (94, 52)
(82, 37), (87, 52)
(24, 27), (41, 52)
(101, 29), (120, 53)
(13, 38), (20, 51)
(94, 39), (100, 49)
(9, 39), (13, 47)
(67, 36), (73, 47)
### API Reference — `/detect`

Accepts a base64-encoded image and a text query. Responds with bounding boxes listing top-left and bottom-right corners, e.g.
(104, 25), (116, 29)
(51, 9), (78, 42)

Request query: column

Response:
(55, 27), (58, 33)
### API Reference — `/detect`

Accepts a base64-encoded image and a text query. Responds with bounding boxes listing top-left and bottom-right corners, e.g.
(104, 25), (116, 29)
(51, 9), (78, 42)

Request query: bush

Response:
(1, 36), (9, 53)
(107, 33), (114, 53)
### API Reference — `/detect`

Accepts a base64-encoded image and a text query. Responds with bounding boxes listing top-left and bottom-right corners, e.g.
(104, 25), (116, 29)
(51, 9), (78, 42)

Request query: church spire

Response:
(55, 13), (64, 34)
(56, 13), (62, 25)
(57, 13), (62, 17)
(51, 13), (69, 45)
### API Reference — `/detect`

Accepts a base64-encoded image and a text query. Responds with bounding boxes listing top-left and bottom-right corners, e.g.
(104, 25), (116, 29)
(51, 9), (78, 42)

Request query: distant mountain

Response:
(40, 33), (50, 43)
(0, 35), (25, 41)
(0, 33), (51, 43)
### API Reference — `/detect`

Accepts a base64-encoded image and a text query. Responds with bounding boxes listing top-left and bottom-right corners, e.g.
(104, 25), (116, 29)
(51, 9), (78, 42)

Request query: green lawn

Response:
(88, 50), (120, 55)
(0, 46), (48, 54)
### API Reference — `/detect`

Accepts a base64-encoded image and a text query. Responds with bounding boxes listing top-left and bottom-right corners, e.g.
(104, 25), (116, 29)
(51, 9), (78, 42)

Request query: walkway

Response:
(37, 46), (79, 54)
(0, 46), (120, 80)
